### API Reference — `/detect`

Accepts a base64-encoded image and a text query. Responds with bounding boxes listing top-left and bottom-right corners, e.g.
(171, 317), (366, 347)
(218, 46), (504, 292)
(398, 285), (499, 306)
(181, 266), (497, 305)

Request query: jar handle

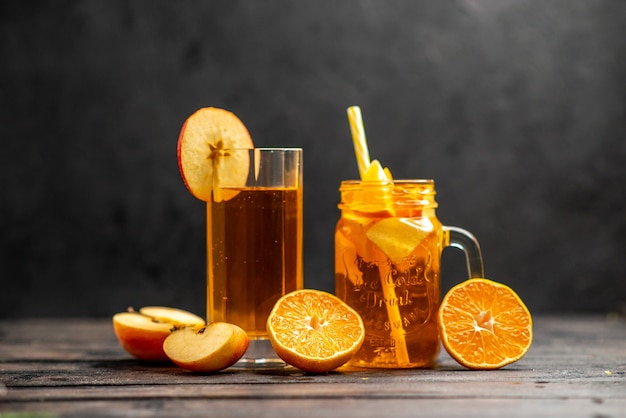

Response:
(443, 226), (485, 278)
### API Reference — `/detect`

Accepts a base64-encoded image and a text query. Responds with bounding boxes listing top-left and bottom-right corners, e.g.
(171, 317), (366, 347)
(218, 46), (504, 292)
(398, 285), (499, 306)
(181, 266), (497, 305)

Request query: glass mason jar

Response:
(335, 180), (484, 368)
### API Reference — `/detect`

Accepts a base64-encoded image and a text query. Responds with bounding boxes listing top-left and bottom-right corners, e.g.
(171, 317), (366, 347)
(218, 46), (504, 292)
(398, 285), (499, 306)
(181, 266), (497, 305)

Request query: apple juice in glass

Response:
(207, 148), (303, 368)
(335, 179), (484, 368)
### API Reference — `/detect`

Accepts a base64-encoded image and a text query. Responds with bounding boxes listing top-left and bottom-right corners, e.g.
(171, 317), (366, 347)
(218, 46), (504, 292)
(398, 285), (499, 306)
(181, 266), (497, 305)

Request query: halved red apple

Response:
(163, 322), (249, 373)
(112, 306), (205, 362)
(176, 107), (254, 202)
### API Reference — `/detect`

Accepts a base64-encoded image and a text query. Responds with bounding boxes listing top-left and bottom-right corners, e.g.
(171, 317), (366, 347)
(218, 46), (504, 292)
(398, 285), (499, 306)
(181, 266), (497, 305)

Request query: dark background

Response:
(1, 1), (625, 318)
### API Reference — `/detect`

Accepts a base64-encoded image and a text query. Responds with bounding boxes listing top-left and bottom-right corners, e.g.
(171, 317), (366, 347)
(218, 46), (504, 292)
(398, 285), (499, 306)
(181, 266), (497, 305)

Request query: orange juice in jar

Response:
(335, 179), (483, 368)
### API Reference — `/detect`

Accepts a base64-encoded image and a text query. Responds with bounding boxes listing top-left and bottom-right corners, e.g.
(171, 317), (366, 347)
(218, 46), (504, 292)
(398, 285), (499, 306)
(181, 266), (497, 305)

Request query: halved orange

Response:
(267, 289), (365, 373)
(438, 278), (533, 370)
(176, 107), (253, 202)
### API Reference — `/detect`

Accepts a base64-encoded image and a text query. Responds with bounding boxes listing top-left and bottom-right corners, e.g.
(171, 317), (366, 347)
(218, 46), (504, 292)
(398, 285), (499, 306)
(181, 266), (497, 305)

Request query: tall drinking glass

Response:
(207, 148), (303, 368)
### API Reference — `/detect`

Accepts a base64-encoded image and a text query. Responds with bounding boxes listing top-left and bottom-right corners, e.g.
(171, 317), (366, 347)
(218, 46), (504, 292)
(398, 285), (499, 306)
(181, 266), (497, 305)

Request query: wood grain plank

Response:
(3, 379), (626, 401)
(1, 398), (625, 418)
(0, 315), (625, 418)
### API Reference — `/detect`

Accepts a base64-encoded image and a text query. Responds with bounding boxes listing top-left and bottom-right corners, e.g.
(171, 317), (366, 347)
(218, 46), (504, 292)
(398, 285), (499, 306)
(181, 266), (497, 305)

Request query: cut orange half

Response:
(177, 107), (254, 202)
(438, 278), (533, 370)
(267, 289), (365, 373)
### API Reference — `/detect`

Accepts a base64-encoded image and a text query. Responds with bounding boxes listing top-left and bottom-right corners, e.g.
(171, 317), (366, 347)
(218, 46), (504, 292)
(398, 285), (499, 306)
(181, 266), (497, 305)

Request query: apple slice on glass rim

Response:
(177, 107), (254, 202)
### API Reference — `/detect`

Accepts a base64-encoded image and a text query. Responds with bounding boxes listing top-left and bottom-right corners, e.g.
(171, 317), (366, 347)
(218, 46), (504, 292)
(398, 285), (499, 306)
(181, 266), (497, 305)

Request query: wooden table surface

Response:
(1, 315), (625, 417)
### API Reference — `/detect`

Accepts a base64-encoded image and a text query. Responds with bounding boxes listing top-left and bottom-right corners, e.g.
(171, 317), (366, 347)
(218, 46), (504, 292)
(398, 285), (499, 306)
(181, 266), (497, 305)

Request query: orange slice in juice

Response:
(366, 218), (430, 265)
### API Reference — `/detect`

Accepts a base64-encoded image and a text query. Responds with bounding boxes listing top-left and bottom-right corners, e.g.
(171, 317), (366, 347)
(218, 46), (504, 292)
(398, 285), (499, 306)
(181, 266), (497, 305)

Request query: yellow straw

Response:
(347, 106), (370, 179)
(377, 264), (411, 366)
(345, 105), (411, 366)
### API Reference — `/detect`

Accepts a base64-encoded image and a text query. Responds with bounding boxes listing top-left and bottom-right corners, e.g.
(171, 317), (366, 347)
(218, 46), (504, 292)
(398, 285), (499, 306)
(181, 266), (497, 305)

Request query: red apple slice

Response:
(112, 306), (205, 362)
(177, 107), (254, 202)
(138, 306), (204, 324)
(163, 322), (249, 373)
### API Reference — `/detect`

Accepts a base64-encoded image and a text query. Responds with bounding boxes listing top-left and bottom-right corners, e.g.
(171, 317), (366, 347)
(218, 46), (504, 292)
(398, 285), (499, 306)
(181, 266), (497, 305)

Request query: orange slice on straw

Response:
(438, 278), (533, 370)
(267, 289), (365, 373)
